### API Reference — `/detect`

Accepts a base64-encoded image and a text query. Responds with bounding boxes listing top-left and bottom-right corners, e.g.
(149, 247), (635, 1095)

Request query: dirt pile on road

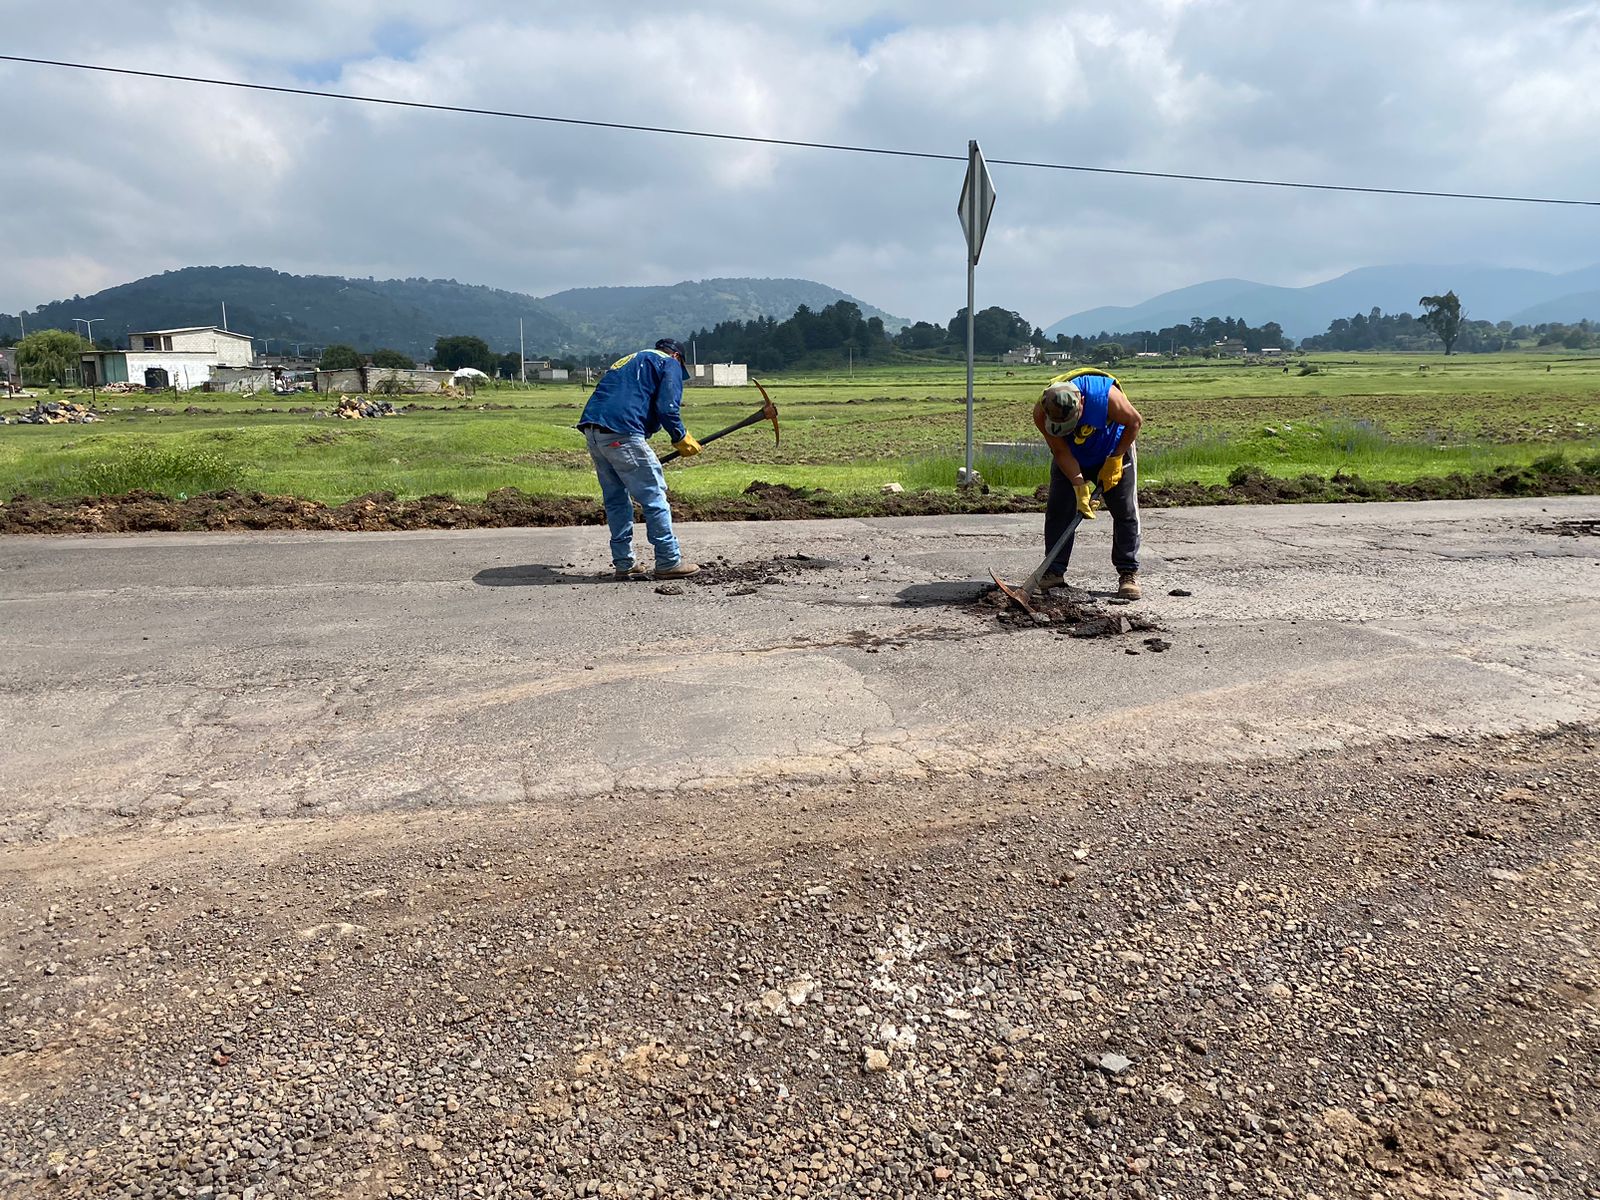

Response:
(977, 583), (1166, 642)
(1534, 516), (1600, 537)
(3, 459), (1597, 534)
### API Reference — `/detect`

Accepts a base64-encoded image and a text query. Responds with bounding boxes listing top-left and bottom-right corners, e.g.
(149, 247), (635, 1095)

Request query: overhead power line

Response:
(4, 53), (1597, 208)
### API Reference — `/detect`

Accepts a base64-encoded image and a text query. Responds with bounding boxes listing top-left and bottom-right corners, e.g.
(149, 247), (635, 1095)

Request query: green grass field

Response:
(3, 352), (1598, 504)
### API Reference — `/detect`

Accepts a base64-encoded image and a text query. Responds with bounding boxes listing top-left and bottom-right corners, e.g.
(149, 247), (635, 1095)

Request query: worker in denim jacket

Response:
(577, 338), (703, 580)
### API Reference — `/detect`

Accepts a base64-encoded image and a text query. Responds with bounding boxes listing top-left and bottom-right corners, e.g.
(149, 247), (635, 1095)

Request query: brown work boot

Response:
(1117, 571), (1142, 600)
(654, 561), (702, 580)
(1038, 572), (1065, 592)
(613, 563), (649, 581)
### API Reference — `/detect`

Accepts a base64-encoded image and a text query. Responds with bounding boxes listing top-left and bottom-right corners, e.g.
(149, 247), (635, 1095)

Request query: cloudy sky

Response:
(3, 1), (1597, 328)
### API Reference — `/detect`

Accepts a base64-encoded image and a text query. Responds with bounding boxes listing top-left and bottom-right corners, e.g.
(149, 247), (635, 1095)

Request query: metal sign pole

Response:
(956, 138), (994, 487)
(965, 235), (975, 482)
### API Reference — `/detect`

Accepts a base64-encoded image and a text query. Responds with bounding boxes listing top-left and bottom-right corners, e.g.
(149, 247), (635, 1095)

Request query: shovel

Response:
(660, 378), (780, 464)
(990, 485), (1104, 614)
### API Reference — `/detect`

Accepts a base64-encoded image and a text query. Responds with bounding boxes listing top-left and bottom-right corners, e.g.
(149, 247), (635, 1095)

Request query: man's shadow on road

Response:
(472, 565), (616, 587)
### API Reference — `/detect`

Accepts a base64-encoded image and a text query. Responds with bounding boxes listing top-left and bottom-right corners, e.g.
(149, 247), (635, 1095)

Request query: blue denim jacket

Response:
(578, 349), (689, 441)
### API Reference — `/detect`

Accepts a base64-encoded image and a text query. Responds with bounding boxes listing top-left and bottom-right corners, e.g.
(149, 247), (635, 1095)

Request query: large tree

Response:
(15, 329), (90, 384)
(318, 344), (362, 371)
(432, 335), (496, 373)
(368, 348), (414, 369)
(1418, 291), (1463, 355)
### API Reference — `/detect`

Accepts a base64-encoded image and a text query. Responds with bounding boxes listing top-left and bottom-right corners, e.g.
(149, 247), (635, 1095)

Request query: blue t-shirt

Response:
(578, 349), (688, 441)
(1050, 370), (1126, 473)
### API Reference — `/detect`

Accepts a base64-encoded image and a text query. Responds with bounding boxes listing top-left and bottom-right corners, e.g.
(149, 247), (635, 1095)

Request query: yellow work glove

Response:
(1073, 479), (1096, 519)
(1097, 456), (1124, 493)
(672, 434), (703, 458)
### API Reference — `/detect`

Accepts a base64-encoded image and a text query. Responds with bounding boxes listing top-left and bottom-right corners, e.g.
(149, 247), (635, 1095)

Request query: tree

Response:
(319, 344), (361, 371)
(1418, 291), (1463, 355)
(369, 348), (414, 369)
(15, 329), (90, 384)
(432, 335), (496, 373)
(1089, 342), (1124, 365)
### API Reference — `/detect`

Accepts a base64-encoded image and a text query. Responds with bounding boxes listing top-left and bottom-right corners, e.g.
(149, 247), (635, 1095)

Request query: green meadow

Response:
(3, 352), (1598, 504)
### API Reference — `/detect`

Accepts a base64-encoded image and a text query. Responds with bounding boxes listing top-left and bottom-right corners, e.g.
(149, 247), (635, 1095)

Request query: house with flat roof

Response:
(79, 325), (256, 390)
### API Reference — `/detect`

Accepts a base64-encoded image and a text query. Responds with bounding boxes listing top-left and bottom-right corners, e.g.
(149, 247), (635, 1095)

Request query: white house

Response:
(128, 326), (254, 364)
(1001, 346), (1040, 366)
(78, 326), (256, 390)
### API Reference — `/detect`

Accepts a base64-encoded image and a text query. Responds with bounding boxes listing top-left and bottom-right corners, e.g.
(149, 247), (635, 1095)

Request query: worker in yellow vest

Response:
(1032, 367), (1143, 599)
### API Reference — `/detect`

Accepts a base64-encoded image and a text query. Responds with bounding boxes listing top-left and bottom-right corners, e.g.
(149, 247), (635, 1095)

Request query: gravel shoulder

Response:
(3, 728), (1597, 1198)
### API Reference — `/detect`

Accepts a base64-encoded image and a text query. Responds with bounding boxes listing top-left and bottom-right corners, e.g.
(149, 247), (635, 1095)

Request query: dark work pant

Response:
(1044, 446), (1141, 576)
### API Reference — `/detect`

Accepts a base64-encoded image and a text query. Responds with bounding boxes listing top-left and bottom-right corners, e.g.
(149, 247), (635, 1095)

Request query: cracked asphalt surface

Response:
(2, 496), (1599, 1198)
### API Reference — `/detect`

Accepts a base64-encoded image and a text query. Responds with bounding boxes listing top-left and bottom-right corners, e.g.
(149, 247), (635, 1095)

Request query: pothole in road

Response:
(1532, 517), (1600, 538)
(692, 553), (845, 590)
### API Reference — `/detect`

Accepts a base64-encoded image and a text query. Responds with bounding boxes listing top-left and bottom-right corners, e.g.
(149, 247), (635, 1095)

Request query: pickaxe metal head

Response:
(751, 377), (780, 449)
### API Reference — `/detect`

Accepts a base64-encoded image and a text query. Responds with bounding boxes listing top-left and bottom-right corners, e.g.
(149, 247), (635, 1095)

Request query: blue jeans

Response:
(583, 426), (682, 570)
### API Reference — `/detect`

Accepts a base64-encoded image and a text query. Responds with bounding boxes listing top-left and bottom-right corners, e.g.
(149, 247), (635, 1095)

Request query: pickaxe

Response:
(990, 484), (1104, 614)
(660, 378), (780, 464)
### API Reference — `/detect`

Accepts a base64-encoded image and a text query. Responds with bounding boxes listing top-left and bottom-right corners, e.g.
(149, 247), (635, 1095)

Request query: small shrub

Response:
(50, 443), (246, 498)
(1297, 364), (1320, 376)
(1530, 453), (1572, 476)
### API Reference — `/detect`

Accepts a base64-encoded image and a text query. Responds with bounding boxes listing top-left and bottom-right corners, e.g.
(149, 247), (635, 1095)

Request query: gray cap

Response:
(1040, 381), (1083, 437)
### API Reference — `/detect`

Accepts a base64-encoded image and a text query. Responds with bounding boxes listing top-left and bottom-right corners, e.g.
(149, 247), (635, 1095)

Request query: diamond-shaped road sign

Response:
(957, 141), (997, 265)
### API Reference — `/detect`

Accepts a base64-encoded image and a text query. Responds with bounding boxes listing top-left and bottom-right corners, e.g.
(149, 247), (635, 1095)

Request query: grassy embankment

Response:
(2, 352), (1598, 505)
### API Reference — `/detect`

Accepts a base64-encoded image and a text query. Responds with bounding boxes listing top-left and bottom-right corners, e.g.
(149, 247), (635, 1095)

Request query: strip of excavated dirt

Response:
(3, 726), (1596, 1198)
(3, 460), (1599, 534)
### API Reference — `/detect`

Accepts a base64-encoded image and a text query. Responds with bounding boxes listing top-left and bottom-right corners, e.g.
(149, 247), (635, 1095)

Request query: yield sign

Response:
(957, 140), (997, 265)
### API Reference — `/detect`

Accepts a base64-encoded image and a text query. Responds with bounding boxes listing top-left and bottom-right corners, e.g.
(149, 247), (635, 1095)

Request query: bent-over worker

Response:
(1033, 367), (1144, 600)
(577, 338), (703, 580)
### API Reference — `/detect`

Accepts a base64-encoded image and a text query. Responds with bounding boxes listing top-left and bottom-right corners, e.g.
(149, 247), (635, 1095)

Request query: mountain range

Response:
(1046, 264), (1600, 341)
(0, 267), (907, 359)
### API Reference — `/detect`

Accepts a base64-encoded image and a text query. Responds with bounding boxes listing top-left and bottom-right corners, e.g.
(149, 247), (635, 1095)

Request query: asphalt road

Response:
(2, 496), (1597, 842)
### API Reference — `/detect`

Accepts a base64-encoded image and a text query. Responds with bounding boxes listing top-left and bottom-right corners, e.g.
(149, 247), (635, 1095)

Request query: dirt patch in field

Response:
(3, 460), (1597, 535)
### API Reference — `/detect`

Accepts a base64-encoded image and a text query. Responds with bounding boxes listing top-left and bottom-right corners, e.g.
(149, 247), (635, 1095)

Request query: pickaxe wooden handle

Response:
(660, 378), (780, 463)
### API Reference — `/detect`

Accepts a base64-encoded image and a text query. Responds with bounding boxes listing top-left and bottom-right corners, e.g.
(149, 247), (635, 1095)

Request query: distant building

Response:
(1213, 339), (1247, 358)
(79, 325), (256, 390)
(535, 368), (569, 382)
(1001, 346), (1041, 366)
(1042, 351), (1073, 365)
(688, 362), (749, 387)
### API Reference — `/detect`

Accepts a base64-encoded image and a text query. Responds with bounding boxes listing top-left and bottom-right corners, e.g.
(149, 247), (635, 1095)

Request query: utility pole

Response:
(519, 318), (526, 384)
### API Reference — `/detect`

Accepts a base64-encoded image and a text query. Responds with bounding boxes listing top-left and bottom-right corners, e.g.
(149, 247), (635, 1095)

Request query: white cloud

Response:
(2, 0), (1597, 330)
